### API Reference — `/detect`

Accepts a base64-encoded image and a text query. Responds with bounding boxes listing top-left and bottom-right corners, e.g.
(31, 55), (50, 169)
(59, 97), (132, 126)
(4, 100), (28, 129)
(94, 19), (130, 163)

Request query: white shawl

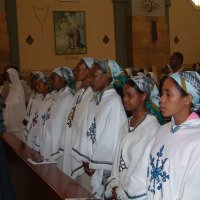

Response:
(32, 93), (54, 151)
(24, 93), (43, 148)
(62, 87), (93, 176)
(127, 116), (200, 200)
(3, 68), (26, 140)
(40, 86), (73, 160)
(105, 114), (160, 199)
(72, 88), (127, 198)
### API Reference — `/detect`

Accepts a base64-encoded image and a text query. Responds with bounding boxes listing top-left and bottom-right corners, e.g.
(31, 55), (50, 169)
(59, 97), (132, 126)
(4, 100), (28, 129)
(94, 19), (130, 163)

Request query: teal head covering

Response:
(82, 57), (95, 69)
(170, 71), (200, 112)
(96, 59), (126, 87)
(53, 67), (75, 91)
(129, 75), (165, 124)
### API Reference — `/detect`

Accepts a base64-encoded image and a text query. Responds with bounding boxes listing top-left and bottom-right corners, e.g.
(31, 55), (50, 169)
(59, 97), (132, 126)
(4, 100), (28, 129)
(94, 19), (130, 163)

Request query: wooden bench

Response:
(1, 133), (95, 200)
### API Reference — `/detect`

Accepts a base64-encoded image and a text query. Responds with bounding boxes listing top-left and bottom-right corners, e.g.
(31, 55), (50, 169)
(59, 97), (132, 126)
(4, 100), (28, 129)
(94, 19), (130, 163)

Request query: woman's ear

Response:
(184, 95), (193, 105)
(142, 93), (147, 102)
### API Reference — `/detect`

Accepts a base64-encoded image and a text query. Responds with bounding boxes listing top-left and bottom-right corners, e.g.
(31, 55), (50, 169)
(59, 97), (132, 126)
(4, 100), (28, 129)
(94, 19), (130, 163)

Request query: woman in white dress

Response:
(25, 74), (50, 148)
(127, 71), (200, 200)
(104, 76), (161, 200)
(71, 59), (127, 198)
(61, 58), (94, 176)
(39, 67), (74, 164)
(3, 68), (26, 140)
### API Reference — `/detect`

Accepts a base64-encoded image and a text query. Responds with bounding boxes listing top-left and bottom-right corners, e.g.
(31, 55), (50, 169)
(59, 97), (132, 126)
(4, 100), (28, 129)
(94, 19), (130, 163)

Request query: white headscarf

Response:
(82, 57), (95, 68)
(4, 68), (26, 139)
(7, 68), (21, 86)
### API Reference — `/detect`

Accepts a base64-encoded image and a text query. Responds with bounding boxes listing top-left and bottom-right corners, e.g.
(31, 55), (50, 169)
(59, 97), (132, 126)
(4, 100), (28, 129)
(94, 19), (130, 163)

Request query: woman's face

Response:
(160, 78), (189, 117)
(123, 84), (145, 112)
(50, 72), (65, 91)
(77, 61), (89, 82)
(89, 65), (109, 92)
(36, 79), (48, 94)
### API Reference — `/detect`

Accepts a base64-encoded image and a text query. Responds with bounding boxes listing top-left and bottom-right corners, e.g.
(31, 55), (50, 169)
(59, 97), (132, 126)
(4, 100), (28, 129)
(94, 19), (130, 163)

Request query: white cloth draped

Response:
(24, 93), (43, 148)
(127, 116), (200, 200)
(3, 68), (26, 140)
(72, 88), (127, 198)
(40, 87), (73, 160)
(105, 114), (160, 199)
(62, 87), (93, 176)
(32, 93), (54, 151)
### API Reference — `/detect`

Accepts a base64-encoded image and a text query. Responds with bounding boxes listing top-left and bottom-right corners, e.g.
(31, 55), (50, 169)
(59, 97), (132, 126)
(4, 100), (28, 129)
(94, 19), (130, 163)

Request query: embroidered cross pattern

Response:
(147, 145), (169, 194)
(119, 151), (128, 172)
(41, 107), (51, 125)
(86, 118), (96, 144)
(67, 106), (76, 128)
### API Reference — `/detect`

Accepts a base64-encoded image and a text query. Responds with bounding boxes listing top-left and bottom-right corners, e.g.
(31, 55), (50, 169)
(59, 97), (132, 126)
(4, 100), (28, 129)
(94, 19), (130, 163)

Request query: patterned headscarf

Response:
(170, 71), (200, 111)
(96, 59), (126, 87)
(129, 75), (165, 124)
(53, 67), (75, 91)
(37, 72), (48, 83)
(37, 73), (52, 92)
(82, 57), (95, 69)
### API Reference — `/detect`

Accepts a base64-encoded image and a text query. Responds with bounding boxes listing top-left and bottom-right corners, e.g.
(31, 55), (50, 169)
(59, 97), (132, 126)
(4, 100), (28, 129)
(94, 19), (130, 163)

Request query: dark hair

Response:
(126, 79), (144, 94)
(173, 52), (184, 66)
(139, 69), (145, 73)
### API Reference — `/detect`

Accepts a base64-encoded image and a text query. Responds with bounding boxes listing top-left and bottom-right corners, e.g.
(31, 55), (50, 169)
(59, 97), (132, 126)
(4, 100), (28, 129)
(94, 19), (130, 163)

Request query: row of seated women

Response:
(3, 58), (200, 199)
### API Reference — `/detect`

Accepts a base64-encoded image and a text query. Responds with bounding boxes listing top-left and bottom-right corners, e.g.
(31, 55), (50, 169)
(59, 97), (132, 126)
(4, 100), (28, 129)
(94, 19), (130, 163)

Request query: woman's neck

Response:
(131, 106), (147, 127)
(173, 109), (192, 125)
(82, 79), (89, 89)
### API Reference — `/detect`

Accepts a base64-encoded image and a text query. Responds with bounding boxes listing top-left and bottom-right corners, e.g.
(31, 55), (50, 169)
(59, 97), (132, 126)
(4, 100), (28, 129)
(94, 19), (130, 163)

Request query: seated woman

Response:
(3, 68), (26, 140)
(71, 60), (127, 198)
(128, 71), (200, 199)
(39, 67), (74, 164)
(104, 76), (161, 199)
(61, 58), (94, 176)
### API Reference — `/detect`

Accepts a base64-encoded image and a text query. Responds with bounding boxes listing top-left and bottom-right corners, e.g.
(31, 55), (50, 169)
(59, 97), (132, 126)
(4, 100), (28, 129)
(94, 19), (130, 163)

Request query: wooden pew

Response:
(1, 133), (95, 200)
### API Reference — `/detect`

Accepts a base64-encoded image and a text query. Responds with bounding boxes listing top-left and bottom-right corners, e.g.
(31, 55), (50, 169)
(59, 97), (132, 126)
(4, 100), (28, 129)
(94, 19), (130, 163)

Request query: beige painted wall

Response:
(16, 0), (116, 71)
(169, 0), (200, 65)
(131, 0), (165, 16)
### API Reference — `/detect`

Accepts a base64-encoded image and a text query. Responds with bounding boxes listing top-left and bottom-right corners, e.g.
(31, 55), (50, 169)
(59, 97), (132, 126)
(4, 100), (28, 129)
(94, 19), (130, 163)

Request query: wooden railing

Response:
(1, 133), (95, 200)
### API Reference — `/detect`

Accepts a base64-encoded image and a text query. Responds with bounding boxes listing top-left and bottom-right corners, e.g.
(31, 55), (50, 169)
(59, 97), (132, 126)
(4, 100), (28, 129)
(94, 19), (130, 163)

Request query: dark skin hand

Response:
(111, 186), (118, 200)
(83, 162), (95, 176)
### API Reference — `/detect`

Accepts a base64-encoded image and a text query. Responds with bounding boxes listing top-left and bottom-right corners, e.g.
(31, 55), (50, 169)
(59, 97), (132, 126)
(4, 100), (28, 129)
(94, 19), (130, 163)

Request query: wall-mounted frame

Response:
(53, 11), (86, 55)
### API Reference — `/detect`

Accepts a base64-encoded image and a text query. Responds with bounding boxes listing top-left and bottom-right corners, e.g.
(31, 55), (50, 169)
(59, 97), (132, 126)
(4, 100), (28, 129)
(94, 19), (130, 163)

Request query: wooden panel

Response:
(131, 16), (170, 78)
(0, 11), (8, 34)
(1, 133), (95, 200)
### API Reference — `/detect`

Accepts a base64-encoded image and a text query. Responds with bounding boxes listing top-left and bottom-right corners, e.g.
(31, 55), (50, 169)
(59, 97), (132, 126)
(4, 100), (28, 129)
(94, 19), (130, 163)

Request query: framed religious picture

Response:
(53, 11), (87, 54)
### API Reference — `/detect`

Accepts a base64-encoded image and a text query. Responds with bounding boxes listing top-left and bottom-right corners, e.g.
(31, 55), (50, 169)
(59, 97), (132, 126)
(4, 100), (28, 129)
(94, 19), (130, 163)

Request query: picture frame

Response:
(53, 11), (87, 55)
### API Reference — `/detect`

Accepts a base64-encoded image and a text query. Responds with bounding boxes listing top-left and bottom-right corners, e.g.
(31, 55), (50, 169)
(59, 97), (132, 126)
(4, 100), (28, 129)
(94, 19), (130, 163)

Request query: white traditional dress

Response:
(128, 71), (200, 200)
(3, 68), (26, 140)
(24, 92), (43, 147)
(147, 113), (200, 200)
(105, 114), (160, 199)
(40, 86), (73, 161)
(72, 88), (127, 198)
(62, 86), (93, 176)
(32, 93), (54, 151)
